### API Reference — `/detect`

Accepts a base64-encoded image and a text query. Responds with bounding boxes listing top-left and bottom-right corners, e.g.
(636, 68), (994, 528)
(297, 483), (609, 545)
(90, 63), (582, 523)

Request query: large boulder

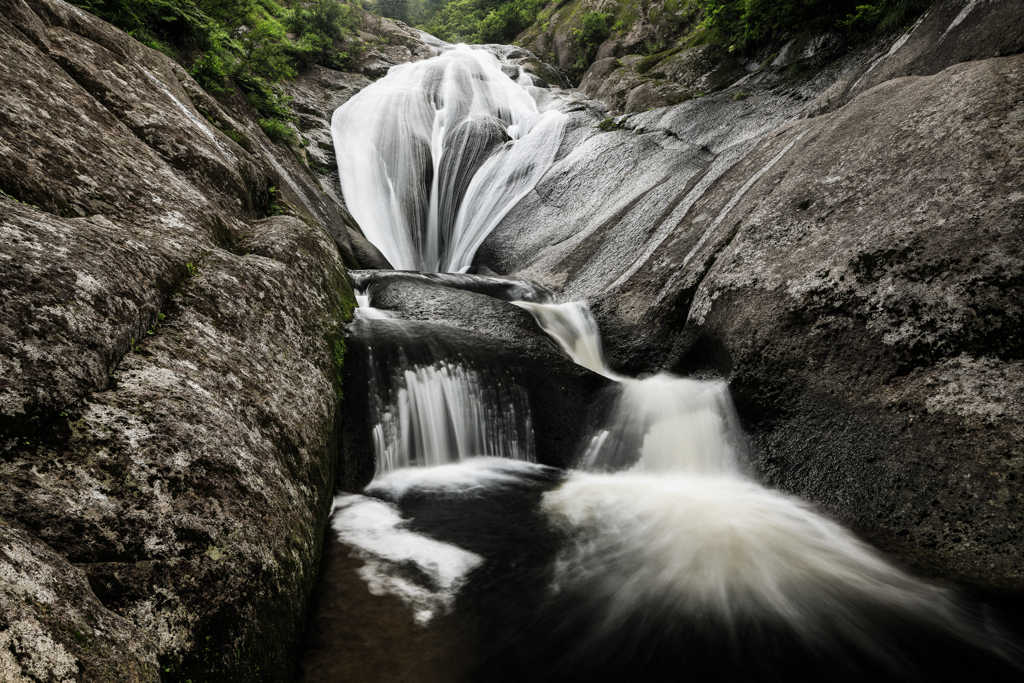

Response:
(0, 0), (358, 679)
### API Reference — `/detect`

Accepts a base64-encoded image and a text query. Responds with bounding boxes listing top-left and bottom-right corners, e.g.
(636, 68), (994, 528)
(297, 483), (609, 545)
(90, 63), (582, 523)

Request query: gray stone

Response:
(0, 0), (360, 680)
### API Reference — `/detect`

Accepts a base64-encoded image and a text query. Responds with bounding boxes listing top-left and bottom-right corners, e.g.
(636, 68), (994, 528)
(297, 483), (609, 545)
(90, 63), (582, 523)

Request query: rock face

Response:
(282, 64), (395, 269)
(0, 0), (361, 679)
(516, 0), (694, 80)
(478, 0), (1024, 596)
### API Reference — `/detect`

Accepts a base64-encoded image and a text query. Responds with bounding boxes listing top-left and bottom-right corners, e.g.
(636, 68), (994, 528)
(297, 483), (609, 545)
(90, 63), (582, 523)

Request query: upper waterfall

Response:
(332, 45), (567, 272)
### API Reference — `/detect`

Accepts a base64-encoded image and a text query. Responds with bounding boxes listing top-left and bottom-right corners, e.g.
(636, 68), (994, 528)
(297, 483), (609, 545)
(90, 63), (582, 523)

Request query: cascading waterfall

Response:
(354, 314), (535, 474)
(332, 45), (566, 272)
(302, 38), (1023, 683)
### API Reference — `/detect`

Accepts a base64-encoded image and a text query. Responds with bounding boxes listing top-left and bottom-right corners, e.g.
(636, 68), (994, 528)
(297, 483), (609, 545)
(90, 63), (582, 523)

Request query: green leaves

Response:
(694, 0), (934, 52)
(75, 0), (362, 124)
(571, 11), (610, 74)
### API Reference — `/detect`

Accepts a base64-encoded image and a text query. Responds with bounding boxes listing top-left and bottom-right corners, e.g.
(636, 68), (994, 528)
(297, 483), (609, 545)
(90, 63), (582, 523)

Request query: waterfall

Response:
(332, 45), (566, 272)
(512, 301), (613, 377)
(354, 314), (535, 475)
(306, 39), (1024, 683)
(515, 301), (744, 475)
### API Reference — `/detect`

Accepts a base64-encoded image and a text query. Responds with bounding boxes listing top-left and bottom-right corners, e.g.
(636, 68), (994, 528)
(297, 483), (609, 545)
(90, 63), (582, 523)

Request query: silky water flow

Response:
(297, 39), (1023, 683)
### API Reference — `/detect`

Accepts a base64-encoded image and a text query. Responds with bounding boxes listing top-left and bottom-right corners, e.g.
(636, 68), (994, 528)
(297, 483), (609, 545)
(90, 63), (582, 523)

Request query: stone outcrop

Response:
(478, 0), (1024, 597)
(0, 0), (365, 679)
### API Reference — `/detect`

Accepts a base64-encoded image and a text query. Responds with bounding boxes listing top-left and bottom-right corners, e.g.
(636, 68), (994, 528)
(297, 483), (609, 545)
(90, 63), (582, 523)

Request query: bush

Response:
(259, 118), (299, 147)
(189, 49), (231, 94)
(694, 0), (934, 52)
(475, 0), (547, 44)
(77, 0), (216, 53)
(75, 0), (362, 125)
(571, 11), (610, 74)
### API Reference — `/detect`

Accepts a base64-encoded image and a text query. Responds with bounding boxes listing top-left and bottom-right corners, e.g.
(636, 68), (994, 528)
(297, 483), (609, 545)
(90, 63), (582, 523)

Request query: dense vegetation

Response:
(75, 0), (362, 141)
(74, 0), (937, 116)
(370, 0), (933, 78)
(695, 0), (934, 50)
(369, 0), (547, 44)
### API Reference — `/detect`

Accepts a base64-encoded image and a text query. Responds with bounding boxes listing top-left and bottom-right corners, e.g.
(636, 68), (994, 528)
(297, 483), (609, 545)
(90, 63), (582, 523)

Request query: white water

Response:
(516, 300), (744, 475)
(540, 470), (994, 659)
(332, 493), (483, 625)
(513, 301), (613, 377)
(333, 46), (566, 272)
(372, 359), (534, 472)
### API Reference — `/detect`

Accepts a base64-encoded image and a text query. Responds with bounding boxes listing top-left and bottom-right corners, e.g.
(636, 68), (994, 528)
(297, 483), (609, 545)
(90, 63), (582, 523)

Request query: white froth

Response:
(542, 472), (967, 646)
(367, 456), (544, 498)
(332, 494), (484, 624)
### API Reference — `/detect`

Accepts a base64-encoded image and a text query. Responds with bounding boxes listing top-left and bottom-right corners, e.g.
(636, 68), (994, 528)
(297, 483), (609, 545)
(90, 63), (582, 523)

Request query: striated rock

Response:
(0, 0), (360, 680)
(349, 11), (438, 80)
(480, 0), (1024, 596)
(281, 64), (395, 268)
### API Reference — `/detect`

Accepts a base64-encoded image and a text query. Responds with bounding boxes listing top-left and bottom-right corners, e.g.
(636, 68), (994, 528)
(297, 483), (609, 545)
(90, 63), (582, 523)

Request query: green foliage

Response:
(475, 0), (548, 44)
(73, 0), (362, 124)
(411, 0), (545, 45)
(259, 118), (299, 146)
(694, 0), (933, 51)
(571, 11), (610, 74)
(266, 186), (288, 214)
(76, 0), (217, 52)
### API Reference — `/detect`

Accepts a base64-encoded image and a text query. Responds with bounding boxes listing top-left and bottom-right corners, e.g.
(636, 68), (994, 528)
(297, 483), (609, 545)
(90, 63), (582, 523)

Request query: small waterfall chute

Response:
(514, 300), (744, 475)
(354, 317), (536, 476)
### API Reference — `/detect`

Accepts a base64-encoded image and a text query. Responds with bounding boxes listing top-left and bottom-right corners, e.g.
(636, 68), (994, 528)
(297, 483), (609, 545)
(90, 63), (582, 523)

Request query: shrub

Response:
(74, 0), (362, 125)
(571, 11), (610, 74)
(259, 119), (298, 146)
(694, 0), (934, 51)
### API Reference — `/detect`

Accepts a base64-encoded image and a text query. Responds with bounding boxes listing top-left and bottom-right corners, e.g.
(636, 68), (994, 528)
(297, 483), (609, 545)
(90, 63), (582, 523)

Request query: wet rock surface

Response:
(0, 0), (358, 679)
(479, 0), (1024, 594)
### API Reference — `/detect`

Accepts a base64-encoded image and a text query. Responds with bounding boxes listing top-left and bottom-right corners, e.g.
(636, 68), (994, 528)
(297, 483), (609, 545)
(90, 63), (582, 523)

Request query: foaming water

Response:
(326, 459), (1021, 681)
(315, 34), (1023, 680)
(542, 472), (965, 637)
(373, 360), (533, 471)
(514, 300), (744, 475)
(332, 46), (566, 271)
(331, 493), (483, 626)
(337, 298), (1018, 678)
(583, 375), (744, 475)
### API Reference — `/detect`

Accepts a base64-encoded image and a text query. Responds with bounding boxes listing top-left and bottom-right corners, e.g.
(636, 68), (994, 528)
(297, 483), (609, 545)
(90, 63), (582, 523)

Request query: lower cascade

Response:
(299, 38), (1023, 683)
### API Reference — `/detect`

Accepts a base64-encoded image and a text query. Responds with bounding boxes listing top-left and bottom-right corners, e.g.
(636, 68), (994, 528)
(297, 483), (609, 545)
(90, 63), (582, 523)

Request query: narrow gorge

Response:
(0, 0), (1022, 681)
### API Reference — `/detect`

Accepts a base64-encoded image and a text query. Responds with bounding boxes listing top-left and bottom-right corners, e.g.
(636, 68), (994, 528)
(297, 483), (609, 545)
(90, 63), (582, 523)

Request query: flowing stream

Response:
(299, 40), (1022, 683)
